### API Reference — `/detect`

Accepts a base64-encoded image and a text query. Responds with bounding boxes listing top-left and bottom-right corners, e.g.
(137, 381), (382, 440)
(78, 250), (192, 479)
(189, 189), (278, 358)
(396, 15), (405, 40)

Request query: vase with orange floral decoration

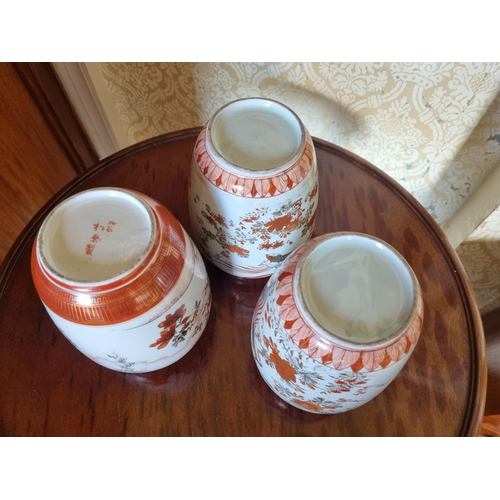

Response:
(251, 232), (424, 414)
(189, 97), (318, 279)
(31, 188), (211, 373)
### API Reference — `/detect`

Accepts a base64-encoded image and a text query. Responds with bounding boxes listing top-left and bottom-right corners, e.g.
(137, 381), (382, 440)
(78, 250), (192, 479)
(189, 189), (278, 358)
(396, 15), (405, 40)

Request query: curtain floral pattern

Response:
(457, 208), (500, 313)
(98, 62), (500, 313)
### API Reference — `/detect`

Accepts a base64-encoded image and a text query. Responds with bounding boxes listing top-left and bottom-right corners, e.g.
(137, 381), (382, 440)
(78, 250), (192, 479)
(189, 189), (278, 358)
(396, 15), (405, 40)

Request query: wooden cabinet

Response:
(0, 62), (97, 264)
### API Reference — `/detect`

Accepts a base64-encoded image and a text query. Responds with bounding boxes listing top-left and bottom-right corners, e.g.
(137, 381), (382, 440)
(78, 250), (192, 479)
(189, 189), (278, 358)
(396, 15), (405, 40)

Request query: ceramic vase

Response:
(188, 97), (318, 279)
(251, 232), (424, 414)
(31, 188), (211, 373)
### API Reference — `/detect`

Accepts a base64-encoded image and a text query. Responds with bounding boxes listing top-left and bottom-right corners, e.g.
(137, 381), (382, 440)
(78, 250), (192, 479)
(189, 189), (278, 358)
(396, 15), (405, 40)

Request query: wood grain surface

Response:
(481, 307), (500, 417)
(0, 128), (486, 436)
(0, 63), (97, 265)
(13, 63), (98, 173)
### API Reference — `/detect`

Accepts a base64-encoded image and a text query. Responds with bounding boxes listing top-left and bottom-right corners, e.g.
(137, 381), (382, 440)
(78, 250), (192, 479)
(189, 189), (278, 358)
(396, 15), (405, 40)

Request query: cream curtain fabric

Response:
(85, 62), (500, 313)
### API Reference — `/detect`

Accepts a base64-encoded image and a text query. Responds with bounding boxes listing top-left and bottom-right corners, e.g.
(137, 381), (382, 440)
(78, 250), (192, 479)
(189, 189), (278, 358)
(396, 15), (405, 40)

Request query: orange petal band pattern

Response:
(194, 126), (315, 198)
(274, 245), (424, 373)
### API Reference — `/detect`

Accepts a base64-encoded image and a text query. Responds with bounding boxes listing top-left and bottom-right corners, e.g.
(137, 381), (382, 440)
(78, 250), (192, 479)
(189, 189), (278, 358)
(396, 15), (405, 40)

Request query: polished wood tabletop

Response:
(0, 128), (486, 436)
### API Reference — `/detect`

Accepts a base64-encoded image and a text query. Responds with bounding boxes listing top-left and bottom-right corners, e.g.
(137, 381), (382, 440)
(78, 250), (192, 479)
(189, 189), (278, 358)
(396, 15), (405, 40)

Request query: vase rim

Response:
(32, 188), (189, 326)
(206, 97), (306, 177)
(293, 232), (420, 350)
(36, 187), (157, 290)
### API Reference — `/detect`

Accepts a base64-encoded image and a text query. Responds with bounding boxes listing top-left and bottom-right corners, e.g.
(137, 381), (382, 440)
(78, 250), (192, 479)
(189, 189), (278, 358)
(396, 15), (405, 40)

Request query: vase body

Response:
(189, 97), (318, 278)
(251, 232), (424, 414)
(31, 188), (211, 373)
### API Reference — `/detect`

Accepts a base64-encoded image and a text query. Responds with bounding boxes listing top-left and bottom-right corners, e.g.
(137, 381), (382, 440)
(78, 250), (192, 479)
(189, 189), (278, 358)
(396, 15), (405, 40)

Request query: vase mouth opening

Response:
(37, 188), (156, 288)
(294, 233), (418, 349)
(207, 97), (305, 175)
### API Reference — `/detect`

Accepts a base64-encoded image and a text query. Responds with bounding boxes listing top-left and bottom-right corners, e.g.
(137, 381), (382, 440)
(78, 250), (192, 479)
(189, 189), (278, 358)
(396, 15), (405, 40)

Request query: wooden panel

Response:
(0, 63), (94, 265)
(480, 414), (500, 436)
(14, 63), (97, 172)
(481, 307), (500, 416)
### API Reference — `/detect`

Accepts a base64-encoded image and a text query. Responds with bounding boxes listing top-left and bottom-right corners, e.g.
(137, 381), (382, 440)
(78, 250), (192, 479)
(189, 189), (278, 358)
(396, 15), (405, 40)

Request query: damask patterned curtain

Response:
(59, 62), (500, 314)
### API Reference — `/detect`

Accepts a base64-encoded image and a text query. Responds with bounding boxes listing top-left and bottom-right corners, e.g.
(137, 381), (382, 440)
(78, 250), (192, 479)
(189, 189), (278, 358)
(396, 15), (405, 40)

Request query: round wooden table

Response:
(0, 128), (486, 436)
